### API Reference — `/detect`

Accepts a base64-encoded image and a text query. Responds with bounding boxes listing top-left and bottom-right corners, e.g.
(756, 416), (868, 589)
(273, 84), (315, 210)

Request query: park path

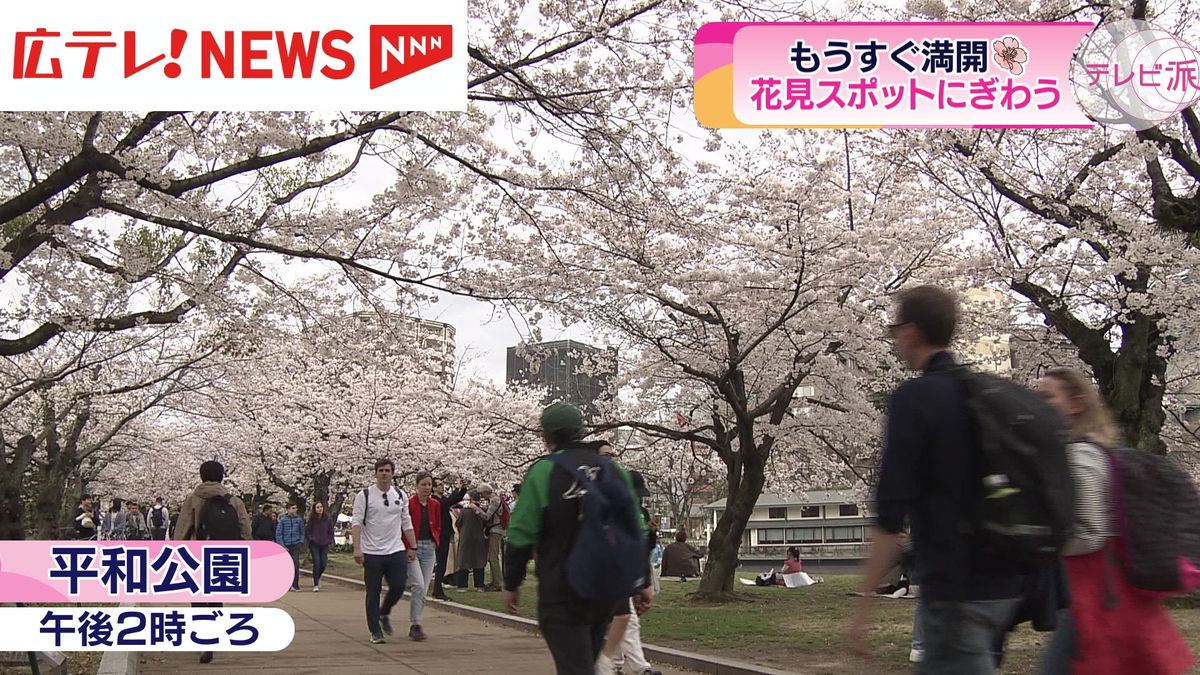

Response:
(140, 577), (696, 675)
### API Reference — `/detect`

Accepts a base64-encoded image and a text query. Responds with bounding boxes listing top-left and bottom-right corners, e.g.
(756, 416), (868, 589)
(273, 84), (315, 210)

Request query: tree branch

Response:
(0, 250), (244, 356)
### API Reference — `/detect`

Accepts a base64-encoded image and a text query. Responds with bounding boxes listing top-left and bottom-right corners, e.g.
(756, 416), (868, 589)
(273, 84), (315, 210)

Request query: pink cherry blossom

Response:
(993, 36), (1029, 75)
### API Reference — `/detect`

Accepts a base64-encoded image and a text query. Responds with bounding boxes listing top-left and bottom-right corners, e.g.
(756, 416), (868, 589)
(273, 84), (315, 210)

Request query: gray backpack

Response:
(1107, 446), (1200, 594)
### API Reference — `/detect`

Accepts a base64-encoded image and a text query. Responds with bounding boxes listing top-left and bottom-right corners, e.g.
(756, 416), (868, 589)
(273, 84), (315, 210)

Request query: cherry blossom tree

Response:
(0, 0), (692, 359)
(0, 321), (229, 538)
(613, 429), (726, 535)
(860, 0), (1200, 457)
(477, 128), (955, 596)
(104, 308), (549, 517)
(1, 0), (695, 536)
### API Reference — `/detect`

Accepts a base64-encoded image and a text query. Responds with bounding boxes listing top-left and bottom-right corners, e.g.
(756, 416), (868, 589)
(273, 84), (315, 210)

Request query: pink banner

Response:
(0, 541), (293, 603)
(697, 22), (1096, 128)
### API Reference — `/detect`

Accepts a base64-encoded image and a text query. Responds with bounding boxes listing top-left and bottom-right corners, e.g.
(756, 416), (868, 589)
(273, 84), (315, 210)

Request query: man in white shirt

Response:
(352, 458), (418, 644)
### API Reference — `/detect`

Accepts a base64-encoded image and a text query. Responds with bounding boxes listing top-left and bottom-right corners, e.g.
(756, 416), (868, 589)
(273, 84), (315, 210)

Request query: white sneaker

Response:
(909, 649), (924, 663)
(313, 585), (320, 592)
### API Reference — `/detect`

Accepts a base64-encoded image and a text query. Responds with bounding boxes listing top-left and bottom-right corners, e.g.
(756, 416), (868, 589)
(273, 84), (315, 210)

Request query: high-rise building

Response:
(506, 339), (617, 416)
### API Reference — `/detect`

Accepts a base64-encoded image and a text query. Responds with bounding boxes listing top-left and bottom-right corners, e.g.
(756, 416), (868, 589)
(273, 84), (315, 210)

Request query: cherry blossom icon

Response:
(993, 36), (1029, 75)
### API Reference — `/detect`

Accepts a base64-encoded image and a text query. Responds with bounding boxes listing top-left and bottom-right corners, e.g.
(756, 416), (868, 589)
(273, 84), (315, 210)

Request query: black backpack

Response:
(149, 506), (166, 529)
(197, 494), (243, 540)
(1106, 445), (1200, 594)
(953, 367), (1074, 567)
(549, 454), (645, 601)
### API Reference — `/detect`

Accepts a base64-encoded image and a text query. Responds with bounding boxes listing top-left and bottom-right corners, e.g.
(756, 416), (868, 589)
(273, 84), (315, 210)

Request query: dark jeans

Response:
(456, 567), (485, 589)
(538, 601), (614, 674)
(150, 527), (167, 541)
(917, 598), (1020, 675)
(363, 552), (408, 636)
(286, 544), (304, 589)
(433, 533), (453, 596)
(309, 543), (329, 587)
(1037, 608), (1075, 674)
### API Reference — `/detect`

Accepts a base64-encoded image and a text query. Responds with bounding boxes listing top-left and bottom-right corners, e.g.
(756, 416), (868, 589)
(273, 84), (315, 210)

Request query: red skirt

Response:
(1065, 547), (1194, 675)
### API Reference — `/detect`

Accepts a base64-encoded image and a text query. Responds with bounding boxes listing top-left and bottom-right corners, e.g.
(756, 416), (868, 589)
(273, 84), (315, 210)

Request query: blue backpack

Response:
(549, 453), (645, 601)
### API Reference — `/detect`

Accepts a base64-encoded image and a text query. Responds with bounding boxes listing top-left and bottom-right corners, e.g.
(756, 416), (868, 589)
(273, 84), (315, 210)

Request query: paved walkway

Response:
(140, 578), (694, 675)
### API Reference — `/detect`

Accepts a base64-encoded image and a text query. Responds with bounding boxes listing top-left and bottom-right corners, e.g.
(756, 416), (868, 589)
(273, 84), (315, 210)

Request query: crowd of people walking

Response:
(61, 282), (1198, 675)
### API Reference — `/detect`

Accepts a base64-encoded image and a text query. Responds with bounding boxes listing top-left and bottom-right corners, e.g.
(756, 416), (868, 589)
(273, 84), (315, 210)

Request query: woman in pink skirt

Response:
(1037, 367), (1193, 675)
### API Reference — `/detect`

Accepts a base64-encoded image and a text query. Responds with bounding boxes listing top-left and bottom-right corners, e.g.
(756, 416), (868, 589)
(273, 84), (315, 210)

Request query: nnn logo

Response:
(369, 25), (453, 89)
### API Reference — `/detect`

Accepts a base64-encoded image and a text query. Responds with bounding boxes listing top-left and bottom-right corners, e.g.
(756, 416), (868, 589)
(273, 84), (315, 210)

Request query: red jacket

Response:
(408, 494), (442, 547)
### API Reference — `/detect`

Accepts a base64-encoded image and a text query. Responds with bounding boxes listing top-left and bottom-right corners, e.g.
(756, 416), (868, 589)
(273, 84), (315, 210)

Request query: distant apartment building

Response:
(701, 490), (873, 563)
(958, 288), (1087, 384)
(350, 313), (457, 381)
(506, 339), (617, 416)
(1006, 325), (1086, 385)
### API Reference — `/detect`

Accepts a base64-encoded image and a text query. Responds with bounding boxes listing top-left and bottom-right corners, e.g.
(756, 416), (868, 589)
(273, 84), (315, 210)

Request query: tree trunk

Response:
(34, 461), (74, 539)
(1097, 314), (1168, 455)
(33, 399), (92, 539)
(696, 452), (765, 599)
(0, 435), (35, 540)
(261, 455), (307, 512)
(311, 472), (332, 510)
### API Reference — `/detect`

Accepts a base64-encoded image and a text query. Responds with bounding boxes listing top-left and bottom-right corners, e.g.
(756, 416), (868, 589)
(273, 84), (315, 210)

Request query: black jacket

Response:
(439, 486), (468, 541)
(251, 513), (275, 541)
(874, 351), (1024, 602)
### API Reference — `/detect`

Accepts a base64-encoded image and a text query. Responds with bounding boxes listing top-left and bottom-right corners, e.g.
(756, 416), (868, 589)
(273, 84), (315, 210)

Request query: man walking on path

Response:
(174, 460), (251, 665)
(847, 285), (1023, 674)
(504, 403), (653, 674)
(276, 502), (306, 592)
(351, 458), (418, 644)
(148, 497), (170, 540)
(432, 477), (468, 600)
(123, 501), (151, 541)
(251, 504), (276, 541)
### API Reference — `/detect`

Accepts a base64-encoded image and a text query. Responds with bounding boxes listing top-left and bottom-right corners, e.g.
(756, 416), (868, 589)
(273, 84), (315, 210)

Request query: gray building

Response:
(506, 340), (617, 416)
(702, 490), (873, 566)
(350, 313), (456, 382)
(1007, 324), (1085, 385)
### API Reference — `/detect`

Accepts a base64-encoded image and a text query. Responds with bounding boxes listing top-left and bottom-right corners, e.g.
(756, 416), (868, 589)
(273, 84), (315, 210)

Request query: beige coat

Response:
(173, 481), (252, 541)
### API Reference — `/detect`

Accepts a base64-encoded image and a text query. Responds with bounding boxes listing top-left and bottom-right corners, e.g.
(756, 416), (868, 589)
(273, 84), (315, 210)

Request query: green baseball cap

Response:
(540, 402), (584, 438)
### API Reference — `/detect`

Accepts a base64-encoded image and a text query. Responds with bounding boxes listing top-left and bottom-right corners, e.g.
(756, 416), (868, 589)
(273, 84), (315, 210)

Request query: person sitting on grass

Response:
(756, 547), (805, 586)
(661, 529), (703, 581)
(782, 546), (803, 573)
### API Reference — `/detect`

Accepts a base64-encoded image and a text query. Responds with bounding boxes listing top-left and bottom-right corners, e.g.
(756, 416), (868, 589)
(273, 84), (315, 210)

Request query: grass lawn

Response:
(319, 551), (1200, 674)
(0, 646), (100, 675)
(0, 602), (115, 675)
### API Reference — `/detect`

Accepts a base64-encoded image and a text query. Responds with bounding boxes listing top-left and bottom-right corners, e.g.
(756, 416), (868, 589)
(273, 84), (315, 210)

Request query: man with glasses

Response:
(848, 285), (1023, 673)
(351, 459), (418, 644)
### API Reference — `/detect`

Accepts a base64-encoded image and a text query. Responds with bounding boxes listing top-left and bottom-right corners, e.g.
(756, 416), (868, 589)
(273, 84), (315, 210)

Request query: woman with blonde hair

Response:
(1036, 367), (1193, 675)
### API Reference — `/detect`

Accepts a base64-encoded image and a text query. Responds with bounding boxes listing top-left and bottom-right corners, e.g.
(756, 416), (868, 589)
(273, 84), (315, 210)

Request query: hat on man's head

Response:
(540, 402), (584, 438)
(477, 483), (494, 494)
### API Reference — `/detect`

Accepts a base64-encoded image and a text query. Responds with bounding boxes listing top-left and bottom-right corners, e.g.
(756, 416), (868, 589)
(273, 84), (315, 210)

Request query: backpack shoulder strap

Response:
(361, 488), (370, 525)
(549, 452), (602, 484)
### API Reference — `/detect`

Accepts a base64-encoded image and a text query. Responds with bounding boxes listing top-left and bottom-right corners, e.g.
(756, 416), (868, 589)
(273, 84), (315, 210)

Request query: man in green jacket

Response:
(504, 402), (653, 675)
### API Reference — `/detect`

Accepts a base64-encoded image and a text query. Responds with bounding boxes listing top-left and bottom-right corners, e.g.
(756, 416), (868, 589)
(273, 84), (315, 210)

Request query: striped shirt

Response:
(1063, 441), (1114, 556)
